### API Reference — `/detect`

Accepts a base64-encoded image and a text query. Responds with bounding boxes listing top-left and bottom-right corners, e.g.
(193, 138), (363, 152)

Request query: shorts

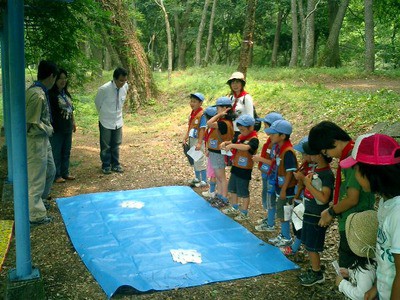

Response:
(301, 214), (327, 252)
(228, 173), (250, 198)
(206, 157), (215, 178)
(339, 230), (360, 268)
(209, 151), (226, 170)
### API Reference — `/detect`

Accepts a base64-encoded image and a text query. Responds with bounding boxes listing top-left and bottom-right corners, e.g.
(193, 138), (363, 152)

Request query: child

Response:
(308, 121), (375, 269)
(183, 93), (208, 187)
(336, 210), (377, 300)
(220, 114), (259, 220)
(279, 136), (313, 256)
(295, 141), (335, 286)
(340, 133), (400, 300)
(252, 112), (283, 231)
(206, 96), (235, 207)
(202, 106), (218, 199)
(265, 119), (298, 247)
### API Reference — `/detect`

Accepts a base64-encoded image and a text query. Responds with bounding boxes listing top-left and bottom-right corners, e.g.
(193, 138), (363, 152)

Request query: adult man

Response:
(26, 60), (58, 225)
(95, 67), (129, 174)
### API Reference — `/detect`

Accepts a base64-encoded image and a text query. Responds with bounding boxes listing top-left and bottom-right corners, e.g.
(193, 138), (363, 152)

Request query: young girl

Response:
(336, 210), (377, 300)
(340, 133), (400, 300)
(294, 142), (334, 286)
(206, 97), (235, 207)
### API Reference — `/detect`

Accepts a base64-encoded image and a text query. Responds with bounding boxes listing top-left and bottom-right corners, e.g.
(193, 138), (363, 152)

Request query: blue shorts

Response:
(228, 173), (250, 198)
(301, 213), (327, 252)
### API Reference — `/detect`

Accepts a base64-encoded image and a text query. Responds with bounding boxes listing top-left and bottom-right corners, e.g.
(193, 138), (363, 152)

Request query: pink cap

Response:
(340, 133), (400, 168)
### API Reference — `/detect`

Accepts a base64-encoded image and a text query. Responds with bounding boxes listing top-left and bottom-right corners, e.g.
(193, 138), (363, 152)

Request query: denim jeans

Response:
(99, 122), (122, 168)
(50, 131), (73, 178)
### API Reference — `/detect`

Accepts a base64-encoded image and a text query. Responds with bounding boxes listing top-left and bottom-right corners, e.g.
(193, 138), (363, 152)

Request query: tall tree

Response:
(289, 0), (299, 67)
(100, 0), (157, 108)
(204, 0), (217, 65)
(155, 0), (173, 81)
(238, 0), (257, 76)
(195, 0), (211, 66)
(318, 0), (350, 67)
(303, 0), (317, 67)
(364, 0), (375, 72)
(174, 0), (193, 70)
(271, 8), (284, 67)
(297, 0), (306, 64)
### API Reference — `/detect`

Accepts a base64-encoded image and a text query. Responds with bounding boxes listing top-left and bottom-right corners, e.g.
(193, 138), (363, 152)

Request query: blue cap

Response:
(204, 106), (217, 117)
(265, 119), (292, 135)
(215, 96), (232, 107)
(258, 112), (283, 125)
(190, 93), (205, 102)
(293, 136), (308, 153)
(236, 114), (255, 127)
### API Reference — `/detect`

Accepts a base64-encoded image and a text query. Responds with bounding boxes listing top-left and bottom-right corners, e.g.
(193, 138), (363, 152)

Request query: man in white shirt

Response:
(95, 67), (129, 174)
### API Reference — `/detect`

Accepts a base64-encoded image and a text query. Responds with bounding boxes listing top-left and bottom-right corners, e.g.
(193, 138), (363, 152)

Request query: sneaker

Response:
(195, 181), (207, 188)
(112, 165), (124, 173)
(275, 237), (293, 247)
(211, 198), (229, 208)
(30, 216), (53, 226)
(55, 177), (66, 183)
(222, 206), (239, 215)
(268, 234), (284, 245)
(280, 246), (294, 256)
(234, 212), (249, 221)
(300, 270), (325, 286)
(257, 217), (268, 225)
(188, 178), (200, 186)
(202, 190), (216, 199)
(255, 223), (275, 232)
(102, 167), (112, 174)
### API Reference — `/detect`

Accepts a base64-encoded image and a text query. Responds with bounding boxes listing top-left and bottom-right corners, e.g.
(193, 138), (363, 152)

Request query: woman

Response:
(226, 71), (255, 137)
(49, 69), (76, 183)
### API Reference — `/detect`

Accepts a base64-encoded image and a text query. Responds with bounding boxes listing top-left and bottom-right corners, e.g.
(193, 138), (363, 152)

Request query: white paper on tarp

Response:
(284, 204), (293, 222)
(187, 146), (203, 162)
(291, 202), (304, 230)
(170, 249), (202, 264)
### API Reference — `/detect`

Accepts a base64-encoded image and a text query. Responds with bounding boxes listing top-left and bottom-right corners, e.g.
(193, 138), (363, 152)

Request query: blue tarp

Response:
(57, 186), (298, 298)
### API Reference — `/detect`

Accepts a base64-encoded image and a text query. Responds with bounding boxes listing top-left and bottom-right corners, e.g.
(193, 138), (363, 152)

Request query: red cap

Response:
(340, 133), (400, 168)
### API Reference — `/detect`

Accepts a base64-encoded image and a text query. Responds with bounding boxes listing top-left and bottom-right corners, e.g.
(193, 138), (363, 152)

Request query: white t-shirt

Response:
(338, 263), (376, 300)
(376, 196), (400, 300)
(230, 94), (254, 132)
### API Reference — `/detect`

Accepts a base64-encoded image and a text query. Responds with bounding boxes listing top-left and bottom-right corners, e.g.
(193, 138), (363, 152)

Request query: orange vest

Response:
(277, 147), (298, 188)
(208, 120), (234, 150)
(188, 110), (203, 133)
(232, 137), (258, 170)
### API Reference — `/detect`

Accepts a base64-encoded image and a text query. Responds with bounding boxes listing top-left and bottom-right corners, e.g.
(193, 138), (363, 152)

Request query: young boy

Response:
(294, 141), (335, 286)
(340, 133), (400, 300)
(220, 114), (259, 221)
(252, 112), (283, 231)
(265, 119), (298, 247)
(183, 93), (207, 187)
(308, 121), (375, 269)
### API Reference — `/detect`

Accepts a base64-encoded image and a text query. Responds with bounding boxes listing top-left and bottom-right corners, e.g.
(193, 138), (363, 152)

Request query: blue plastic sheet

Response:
(57, 186), (298, 298)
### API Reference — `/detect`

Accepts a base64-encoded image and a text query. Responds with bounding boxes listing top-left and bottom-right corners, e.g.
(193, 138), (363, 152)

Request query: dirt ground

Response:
(1, 78), (398, 299)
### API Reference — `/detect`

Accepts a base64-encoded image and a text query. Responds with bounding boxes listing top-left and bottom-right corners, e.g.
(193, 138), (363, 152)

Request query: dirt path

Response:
(325, 78), (400, 93)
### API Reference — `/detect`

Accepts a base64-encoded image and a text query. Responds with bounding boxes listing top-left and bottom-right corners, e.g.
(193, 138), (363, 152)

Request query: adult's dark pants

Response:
(50, 131), (73, 178)
(99, 122), (122, 169)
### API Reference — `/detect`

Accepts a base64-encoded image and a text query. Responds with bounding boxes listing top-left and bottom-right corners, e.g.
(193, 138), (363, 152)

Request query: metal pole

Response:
(1, 8), (14, 183)
(7, 0), (33, 279)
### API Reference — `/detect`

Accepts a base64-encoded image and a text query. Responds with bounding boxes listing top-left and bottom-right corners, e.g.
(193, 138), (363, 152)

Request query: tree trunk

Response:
(289, 0), (299, 67)
(364, 0), (375, 72)
(174, 1), (192, 70)
(100, 0), (157, 109)
(271, 9), (284, 67)
(318, 0), (350, 67)
(195, 0), (211, 66)
(304, 0), (316, 67)
(238, 0), (257, 76)
(155, 0), (173, 82)
(298, 0), (306, 64)
(204, 0), (217, 65)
